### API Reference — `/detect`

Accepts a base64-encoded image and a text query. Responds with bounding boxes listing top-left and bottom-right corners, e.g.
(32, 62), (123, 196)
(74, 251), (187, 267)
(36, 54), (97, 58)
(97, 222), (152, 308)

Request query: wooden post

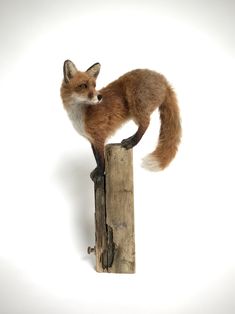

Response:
(89, 144), (135, 273)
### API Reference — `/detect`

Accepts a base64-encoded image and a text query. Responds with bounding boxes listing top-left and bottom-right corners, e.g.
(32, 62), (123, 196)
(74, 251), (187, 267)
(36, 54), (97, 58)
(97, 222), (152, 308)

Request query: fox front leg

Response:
(90, 144), (105, 182)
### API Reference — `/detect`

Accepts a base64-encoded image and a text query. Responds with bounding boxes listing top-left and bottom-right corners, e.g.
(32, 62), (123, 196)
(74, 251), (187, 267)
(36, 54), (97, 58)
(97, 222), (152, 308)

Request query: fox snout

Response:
(88, 92), (102, 104)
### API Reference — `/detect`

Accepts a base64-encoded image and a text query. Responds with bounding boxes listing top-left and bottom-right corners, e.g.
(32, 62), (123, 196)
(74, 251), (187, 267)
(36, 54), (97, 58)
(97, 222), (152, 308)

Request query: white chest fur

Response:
(67, 104), (90, 140)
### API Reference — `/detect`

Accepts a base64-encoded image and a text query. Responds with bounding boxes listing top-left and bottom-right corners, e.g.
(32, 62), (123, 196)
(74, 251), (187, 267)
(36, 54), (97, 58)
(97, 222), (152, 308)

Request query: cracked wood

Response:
(94, 144), (135, 273)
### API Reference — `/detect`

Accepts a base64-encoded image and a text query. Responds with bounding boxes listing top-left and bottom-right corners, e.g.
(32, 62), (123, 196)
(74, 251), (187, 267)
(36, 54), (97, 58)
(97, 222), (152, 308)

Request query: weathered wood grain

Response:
(105, 144), (135, 273)
(92, 144), (135, 273)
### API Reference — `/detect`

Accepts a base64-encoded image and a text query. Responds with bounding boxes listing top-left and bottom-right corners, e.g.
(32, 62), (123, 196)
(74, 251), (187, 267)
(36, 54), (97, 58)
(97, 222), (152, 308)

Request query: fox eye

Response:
(79, 83), (87, 89)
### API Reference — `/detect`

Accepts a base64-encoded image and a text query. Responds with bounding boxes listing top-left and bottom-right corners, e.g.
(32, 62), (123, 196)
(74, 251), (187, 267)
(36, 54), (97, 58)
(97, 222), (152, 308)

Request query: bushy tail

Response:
(142, 85), (181, 171)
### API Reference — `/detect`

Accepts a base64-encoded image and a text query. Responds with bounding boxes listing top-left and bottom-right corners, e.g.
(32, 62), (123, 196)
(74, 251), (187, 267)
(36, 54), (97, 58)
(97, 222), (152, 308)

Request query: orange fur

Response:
(60, 60), (181, 178)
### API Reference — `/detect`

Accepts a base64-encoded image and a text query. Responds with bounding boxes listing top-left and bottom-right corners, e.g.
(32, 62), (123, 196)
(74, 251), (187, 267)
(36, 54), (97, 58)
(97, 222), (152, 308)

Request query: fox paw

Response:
(121, 137), (135, 149)
(90, 167), (104, 183)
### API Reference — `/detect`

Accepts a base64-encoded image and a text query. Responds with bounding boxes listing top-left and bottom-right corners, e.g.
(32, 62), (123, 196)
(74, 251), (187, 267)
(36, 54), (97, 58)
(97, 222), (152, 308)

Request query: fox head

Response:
(61, 60), (102, 107)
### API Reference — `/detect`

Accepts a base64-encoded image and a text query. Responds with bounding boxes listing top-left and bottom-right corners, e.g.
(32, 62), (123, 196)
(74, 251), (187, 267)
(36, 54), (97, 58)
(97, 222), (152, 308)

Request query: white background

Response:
(0, 0), (235, 313)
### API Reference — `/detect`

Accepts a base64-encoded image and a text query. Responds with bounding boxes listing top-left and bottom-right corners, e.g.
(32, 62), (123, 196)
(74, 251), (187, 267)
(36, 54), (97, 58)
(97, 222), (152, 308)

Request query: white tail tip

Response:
(141, 154), (162, 172)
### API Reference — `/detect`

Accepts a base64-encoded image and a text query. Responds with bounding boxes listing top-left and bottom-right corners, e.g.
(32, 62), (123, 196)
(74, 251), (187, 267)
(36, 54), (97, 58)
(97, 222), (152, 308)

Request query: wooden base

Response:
(89, 144), (135, 273)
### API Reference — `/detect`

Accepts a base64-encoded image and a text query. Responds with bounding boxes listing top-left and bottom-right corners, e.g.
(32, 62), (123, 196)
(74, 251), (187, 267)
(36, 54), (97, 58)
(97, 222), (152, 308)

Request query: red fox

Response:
(60, 60), (181, 180)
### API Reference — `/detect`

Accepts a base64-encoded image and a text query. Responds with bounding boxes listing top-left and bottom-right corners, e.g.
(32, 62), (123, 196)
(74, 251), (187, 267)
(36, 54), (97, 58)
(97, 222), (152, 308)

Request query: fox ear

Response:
(86, 63), (101, 79)
(63, 60), (78, 83)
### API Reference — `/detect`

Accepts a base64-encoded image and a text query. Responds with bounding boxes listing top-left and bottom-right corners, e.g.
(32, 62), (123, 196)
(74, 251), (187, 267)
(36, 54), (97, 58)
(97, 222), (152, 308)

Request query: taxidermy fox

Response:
(60, 60), (181, 180)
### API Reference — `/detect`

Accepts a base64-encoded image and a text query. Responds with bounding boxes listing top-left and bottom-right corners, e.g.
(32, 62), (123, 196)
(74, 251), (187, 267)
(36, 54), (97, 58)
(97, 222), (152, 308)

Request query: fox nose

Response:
(97, 94), (102, 101)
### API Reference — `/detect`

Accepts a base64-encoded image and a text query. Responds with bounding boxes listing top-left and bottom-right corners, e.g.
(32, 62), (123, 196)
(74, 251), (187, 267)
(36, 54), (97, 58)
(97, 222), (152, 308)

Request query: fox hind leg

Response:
(121, 120), (149, 149)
